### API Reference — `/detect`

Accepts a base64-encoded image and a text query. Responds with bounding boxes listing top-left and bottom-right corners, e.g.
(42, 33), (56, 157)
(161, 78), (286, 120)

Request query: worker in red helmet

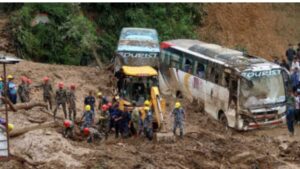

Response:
(38, 76), (53, 110)
(63, 119), (74, 138)
(53, 82), (67, 120)
(25, 78), (32, 102)
(83, 127), (103, 143)
(17, 76), (28, 103)
(98, 104), (109, 139)
(67, 84), (77, 121)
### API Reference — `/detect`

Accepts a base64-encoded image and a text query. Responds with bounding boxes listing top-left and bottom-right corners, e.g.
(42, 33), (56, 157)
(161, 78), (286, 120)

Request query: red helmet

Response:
(21, 76), (27, 82)
(27, 78), (32, 84)
(58, 82), (64, 88)
(107, 102), (112, 108)
(43, 76), (49, 82)
(63, 120), (72, 128)
(70, 84), (75, 90)
(101, 104), (108, 111)
(83, 127), (90, 136)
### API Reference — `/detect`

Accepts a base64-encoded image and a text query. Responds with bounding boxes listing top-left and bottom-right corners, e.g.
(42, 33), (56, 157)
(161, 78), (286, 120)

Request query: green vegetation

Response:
(11, 3), (205, 65)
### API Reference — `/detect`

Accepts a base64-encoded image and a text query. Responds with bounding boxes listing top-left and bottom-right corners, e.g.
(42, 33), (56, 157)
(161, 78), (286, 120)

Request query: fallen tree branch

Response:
(9, 121), (57, 137)
(0, 96), (16, 112)
(0, 102), (47, 112)
(27, 116), (46, 124)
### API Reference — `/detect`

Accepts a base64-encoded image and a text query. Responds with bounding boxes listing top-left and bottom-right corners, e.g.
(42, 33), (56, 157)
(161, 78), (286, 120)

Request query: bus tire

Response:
(218, 111), (228, 127)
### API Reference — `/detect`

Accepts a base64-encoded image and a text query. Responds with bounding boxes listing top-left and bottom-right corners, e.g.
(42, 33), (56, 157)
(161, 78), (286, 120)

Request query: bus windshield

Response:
(240, 69), (286, 109)
(120, 76), (158, 106)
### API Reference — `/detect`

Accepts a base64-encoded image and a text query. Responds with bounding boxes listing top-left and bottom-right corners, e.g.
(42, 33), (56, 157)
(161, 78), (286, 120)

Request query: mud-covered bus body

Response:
(114, 27), (160, 72)
(159, 39), (287, 130)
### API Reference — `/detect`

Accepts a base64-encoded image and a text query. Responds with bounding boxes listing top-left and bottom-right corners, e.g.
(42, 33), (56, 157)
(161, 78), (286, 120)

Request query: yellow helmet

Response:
(7, 75), (13, 79)
(115, 95), (120, 100)
(0, 77), (2, 81)
(144, 106), (150, 111)
(85, 105), (91, 111)
(97, 92), (102, 97)
(8, 123), (14, 132)
(175, 102), (181, 108)
(144, 100), (150, 106)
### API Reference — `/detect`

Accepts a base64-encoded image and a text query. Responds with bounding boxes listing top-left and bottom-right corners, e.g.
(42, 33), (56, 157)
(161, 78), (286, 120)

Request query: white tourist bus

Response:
(159, 39), (288, 130)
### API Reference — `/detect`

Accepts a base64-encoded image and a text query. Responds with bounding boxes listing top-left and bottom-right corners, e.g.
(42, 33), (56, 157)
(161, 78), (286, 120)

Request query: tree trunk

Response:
(0, 102), (47, 112)
(9, 121), (57, 137)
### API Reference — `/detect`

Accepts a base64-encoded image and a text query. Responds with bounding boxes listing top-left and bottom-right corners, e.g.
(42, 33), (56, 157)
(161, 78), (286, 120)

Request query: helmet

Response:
(8, 123), (14, 132)
(115, 95), (120, 100)
(101, 104), (108, 111)
(83, 127), (90, 136)
(97, 92), (102, 97)
(0, 77), (2, 81)
(63, 120), (72, 128)
(85, 105), (91, 111)
(107, 102), (112, 108)
(144, 100), (150, 106)
(70, 84), (76, 90)
(58, 82), (64, 88)
(21, 76), (27, 82)
(7, 75), (13, 79)
(144, 106), (150, 111)
(43, 76), (49, 82)
(175, 102), (181, 108)
(27, 78), (32, 84)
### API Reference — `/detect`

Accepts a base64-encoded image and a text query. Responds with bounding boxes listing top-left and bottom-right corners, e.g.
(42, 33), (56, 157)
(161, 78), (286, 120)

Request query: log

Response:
(0, 102), (47, 112)
(0, 96), (16, 112)
(9, 121), (57, 137)
(27, 116), (46, 124)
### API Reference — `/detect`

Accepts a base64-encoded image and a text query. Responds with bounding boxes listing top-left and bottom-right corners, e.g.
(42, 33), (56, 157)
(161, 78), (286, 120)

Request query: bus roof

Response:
(117, 27), (160, 53)
(122, 66), (158, 77)
(164, 39), (280, 72)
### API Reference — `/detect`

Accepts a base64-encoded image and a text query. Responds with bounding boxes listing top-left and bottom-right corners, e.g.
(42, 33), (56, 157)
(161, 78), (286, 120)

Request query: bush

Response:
(11, 4), (97, 65)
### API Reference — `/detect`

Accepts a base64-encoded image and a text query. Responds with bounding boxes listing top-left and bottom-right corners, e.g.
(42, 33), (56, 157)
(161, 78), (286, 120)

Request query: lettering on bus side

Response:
(118, 52), (158, 58)
(241, 69), (281, 79)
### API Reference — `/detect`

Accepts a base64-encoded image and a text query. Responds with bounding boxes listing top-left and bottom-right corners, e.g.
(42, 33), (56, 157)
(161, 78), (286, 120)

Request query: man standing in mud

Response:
(84, 90), (96, 112)
(67, 84), (77, 121)
(53, 82), (68, 120)
(18, 76), (28, 103)
(41, 77), (53, 110)
(172, 102), (185, 138)
(286, 90), (296, 137)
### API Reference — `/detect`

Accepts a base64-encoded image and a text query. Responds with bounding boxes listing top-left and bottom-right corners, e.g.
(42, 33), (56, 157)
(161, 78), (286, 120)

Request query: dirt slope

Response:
(199, 4), (300, 60)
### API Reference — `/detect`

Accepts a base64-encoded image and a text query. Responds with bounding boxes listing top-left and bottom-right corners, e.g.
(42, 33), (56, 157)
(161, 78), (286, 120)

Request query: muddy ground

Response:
(0, 61), (298, 169)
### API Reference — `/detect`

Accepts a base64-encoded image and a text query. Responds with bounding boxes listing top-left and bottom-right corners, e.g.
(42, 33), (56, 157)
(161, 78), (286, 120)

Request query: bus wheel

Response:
(219, 112), (228, 127)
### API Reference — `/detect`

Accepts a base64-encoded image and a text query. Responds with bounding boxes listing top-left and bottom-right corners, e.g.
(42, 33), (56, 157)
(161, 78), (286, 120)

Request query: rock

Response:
(156, 132), (175, 142)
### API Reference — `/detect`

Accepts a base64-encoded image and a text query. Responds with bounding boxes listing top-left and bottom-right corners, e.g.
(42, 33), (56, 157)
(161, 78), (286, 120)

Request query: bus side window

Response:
(196, 62), (206, 79)
(222, 72), (230, 87)
(183, 57), (193, 74)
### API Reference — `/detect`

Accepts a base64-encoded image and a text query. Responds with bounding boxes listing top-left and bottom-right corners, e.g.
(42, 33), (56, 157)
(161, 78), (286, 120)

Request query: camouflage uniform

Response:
(87, 127), (103, 143)
(17, 83), (28, 103)
(25, 83), (30, 102)
(67, 90), (77, 121)
(172, 108), (185, 137)
(98, 110), (109, 139)
(42, 83), (53, 110)
(53, 89), (67, 120)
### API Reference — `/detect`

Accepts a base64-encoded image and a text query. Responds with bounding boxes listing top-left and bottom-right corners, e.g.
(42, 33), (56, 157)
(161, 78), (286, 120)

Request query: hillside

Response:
(199, 3), (300, 60)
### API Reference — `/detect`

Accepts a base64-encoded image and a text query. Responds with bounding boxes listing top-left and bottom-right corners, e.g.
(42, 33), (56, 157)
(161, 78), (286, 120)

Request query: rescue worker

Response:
(286, 90), (295, 136)
(97, 92), (108, 111)
(84, 90), (96, 112)
(41, 77), (53, 110)
(53, 82), (68, 120)
(63, 119), (74, 138)
(0, 77), (3, 105)
(131, 102), (140, 137)
(17, 76), (28, 103)
(67, 84), (77, 121)
(25, 78), (32, 102)
(98, 104), (109, 139)
(143, 106), (153, 140)
(113, 107), (122, 138)
(81, 105), (95, 131)
(7, 75), (17, 104)
(83, 127), (103, 143)
(172, 102), (185, 138)
(121, 107), (131, 138)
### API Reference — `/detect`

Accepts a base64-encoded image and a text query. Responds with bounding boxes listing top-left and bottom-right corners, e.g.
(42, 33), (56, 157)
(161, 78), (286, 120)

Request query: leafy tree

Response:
(11, 3), (97, 65)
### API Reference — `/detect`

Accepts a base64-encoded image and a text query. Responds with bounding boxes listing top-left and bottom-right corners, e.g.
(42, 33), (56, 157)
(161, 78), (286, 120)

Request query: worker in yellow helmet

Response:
(8, 123), (14, 132)
(171, 101), (185, 138)
(80, 105), (95, 131)
(7, 74), (17, 104)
